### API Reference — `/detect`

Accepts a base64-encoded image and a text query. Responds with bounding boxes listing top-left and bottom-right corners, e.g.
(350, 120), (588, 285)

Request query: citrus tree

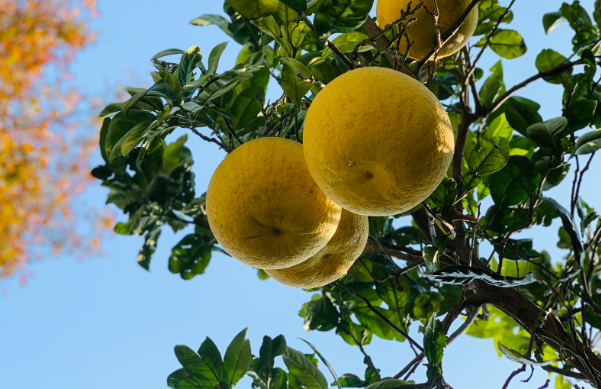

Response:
(93, 0), (601, 387)
(0, 0), (105, 282)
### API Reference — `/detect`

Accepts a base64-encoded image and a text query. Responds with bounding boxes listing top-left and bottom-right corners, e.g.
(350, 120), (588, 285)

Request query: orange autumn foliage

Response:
(0, 0), (108, 282)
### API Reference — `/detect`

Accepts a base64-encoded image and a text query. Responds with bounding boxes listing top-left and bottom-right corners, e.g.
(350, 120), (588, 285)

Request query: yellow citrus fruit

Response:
(265, 209), (369, 289)
(206, 137), (342, 269)
(303, 67), (454, 216)
(377, 0), (478, 60)
(227, 0), (279, 20)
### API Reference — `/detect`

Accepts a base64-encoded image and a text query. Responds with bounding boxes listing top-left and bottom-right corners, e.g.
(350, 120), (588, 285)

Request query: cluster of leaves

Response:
(0, 0), (105, 282)
(168, 329), (414, 389)
(95, 0), (601, 387)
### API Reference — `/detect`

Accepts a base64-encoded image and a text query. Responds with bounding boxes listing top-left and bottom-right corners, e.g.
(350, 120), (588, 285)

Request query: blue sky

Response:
(1, 1), (599, 388)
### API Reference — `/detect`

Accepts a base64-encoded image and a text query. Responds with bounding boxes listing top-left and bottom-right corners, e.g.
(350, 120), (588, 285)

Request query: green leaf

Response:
(163, 135), (193, 174)
(148, 80), (179, 105)
(314, 0), (375, 36)
(468, 137), (510, 176)
(152, 48), (184, 60)
(99, 102), (123, 118)
(424, 313), (446, 366)
(364, 379), (413, 389)
(174, 345), (220, 385)
(490, 156), (541, 206)
(504, 97), (543, 137)
(137, 227), (160, 270)
(526, 117), (569, 151)
(168, 234), (212, 280)
(595, 0), (601, 27)
(167, 368), (215, 389)
(426, 266), (536, 287)
(485, 205), (530, 233)
(498, 342), (556, 366)
(542, 12), (565, 34)
(209, 42), (229, 74)
(119, 119), (153, 157)
(480, 61), (505, 108)
(123, 89), (149, 117)
(159, 71), (182, 101)
(299, 339), (341, 389)
(564, 99), (598, 131)
(280, 0), (308, 11)
(198, 337), (224, 382)
(179, 46), (203, 91)
(283, 347), (329, 389)
(270, 368), (288, 389)
(227, 0), (279, 20)
(281, 57), (313, 103)
(190, 14), (232, 36)
(99, 118), (110, 163)
(540, 196), (583, 262)
(576, 129), (601, 155)
(306, 297), (339, 331)
(423, 247), (440, 273)
(535, 49), (571, 84)
(224, 329), (252, 386)
(477, 29), (527, 59)
(229, 87), (264, 130)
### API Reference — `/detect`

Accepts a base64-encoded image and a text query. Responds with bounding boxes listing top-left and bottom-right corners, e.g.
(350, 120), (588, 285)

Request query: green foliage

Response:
(95, 0), (601, 386)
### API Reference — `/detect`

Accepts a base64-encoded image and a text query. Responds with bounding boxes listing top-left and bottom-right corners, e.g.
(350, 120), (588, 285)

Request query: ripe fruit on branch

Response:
(206, 138), (342, 269)
(303, 67), (455, 216)
(265, 209), (369, 289)
(377, 0), (478, 60)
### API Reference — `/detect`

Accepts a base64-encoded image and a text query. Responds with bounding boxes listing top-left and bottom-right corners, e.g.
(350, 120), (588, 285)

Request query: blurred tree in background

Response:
(0, 0), (110, 283)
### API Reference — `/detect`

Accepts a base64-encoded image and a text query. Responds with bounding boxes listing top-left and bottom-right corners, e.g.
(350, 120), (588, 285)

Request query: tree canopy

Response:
(94, 0), (601, 387)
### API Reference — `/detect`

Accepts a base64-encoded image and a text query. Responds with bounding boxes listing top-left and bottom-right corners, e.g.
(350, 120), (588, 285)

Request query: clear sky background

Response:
(1, 1), (600, 388)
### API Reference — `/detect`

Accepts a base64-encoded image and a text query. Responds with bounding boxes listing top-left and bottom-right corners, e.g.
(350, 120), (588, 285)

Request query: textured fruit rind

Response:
(376, 0), (478, 60)
(206, 138), (342, 269)
(303, 67), (455, 216)
(227, 0), (279, 20)
(265, 209), (369, 289)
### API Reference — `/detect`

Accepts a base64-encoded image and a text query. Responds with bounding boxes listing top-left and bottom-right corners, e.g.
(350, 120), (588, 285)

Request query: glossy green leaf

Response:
(224, 329), (252, 386)
(477, 29), (527, 59)
(190, 14), (232, 36)
(280, 0), (307, 11)
(174, 345), (219, 384)
(209, 42), (229, 74)
(535, 49), (571, 84)
(490, 156), (541, 206)
(197, 337), (224, 382)
(564, 99), (597, 131)
(227, 0), (279, 20)
(281, 57), (313, 103)
(526, 117), (569, 151)
(504, 97), (543, 137)
(540, 196), (583, 262)
(576, 129), (601, 155)
(168, 234), (212, 280)
(424, 313), (446, 366)
(300, 339), (341, 389)
(152, 48), (185, 60)
(314, 0), (375, 36)
(137, 227), (160, 270)
(283, 347), (329, 389)
(542, 12), (565, 34)
(167, 368), (215, 389)
(498, 342), (556, 366)
(468, 137), (510, 176)
(178, 46), (203, 91)
(480, 61), (505, 108)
